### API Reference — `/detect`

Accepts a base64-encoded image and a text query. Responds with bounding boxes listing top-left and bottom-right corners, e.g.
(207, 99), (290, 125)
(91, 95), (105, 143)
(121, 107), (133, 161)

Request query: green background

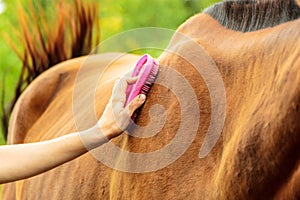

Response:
(0, 0), (220, 145)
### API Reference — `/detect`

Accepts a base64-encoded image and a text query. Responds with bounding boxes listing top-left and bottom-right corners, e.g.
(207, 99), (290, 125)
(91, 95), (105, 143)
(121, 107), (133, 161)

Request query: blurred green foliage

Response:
(100, 0), (221, 38)
(0, 0), (220, 144)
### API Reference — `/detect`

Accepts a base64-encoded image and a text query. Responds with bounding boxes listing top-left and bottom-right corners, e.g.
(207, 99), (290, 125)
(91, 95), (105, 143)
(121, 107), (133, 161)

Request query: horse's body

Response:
(3, 1), (300, 199)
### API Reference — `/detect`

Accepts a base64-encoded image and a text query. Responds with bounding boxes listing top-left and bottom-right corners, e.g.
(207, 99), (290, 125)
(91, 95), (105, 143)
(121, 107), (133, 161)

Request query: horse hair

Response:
(1, 0), (100, 138)
(204, 0), (300, 32)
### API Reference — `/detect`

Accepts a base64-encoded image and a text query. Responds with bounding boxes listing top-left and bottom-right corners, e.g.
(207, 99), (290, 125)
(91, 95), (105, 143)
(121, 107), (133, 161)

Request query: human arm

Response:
(0, 76), (146, 184)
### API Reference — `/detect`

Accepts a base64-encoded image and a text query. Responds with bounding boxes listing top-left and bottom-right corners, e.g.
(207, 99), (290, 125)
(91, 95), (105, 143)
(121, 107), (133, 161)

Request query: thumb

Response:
(126, 94), (146, 116)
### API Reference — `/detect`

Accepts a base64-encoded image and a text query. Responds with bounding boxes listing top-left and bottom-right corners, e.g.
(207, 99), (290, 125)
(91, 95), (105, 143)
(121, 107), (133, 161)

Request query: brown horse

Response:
(3, 0), (300, 199)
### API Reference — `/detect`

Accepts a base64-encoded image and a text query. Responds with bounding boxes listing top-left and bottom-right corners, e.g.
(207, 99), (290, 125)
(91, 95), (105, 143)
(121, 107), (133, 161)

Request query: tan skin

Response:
(0, 75), (146, 184)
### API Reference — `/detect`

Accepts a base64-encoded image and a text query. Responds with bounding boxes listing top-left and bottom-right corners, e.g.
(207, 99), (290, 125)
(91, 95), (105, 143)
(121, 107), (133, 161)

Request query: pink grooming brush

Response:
(125, 54), (159, 120)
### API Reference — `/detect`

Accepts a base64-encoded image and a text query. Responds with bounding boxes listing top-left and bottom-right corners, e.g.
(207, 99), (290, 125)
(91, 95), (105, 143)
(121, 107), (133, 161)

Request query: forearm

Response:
(0, 75), (145, 184)
(0, 125), (107, 184)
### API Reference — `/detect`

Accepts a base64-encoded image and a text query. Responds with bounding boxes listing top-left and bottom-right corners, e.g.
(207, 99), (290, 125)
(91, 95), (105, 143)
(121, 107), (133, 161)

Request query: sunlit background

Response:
(0, 0), (5, 14)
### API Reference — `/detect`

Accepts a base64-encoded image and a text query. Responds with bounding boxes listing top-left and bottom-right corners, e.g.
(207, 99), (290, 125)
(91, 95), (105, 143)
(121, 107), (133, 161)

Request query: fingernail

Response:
(139, 94), (146, 101)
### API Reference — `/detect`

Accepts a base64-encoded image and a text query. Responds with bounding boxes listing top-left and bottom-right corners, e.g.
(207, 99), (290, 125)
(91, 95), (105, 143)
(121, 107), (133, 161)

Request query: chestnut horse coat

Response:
(3, 0), (300, 199)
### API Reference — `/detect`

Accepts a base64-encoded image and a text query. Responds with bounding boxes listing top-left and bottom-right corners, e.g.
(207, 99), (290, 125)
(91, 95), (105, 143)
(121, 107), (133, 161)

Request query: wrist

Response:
(97, 120), (123, 140)
(77, 125), (109, 150)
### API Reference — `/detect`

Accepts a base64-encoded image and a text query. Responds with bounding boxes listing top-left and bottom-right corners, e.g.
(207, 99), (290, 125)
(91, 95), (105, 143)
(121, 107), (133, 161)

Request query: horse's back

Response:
(3, 53), (140, 199)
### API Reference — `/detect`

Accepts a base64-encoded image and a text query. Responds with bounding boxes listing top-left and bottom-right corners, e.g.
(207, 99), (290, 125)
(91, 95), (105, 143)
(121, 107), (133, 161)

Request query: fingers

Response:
(124, 69), (133, 77)
(111, 75), (138, 104)
(98, 71), (147, 139)
(123, 70), (137, 84)
(111, 77), (127, 104)
(126, 76), (138, 84)
(125, 94), (146, 116)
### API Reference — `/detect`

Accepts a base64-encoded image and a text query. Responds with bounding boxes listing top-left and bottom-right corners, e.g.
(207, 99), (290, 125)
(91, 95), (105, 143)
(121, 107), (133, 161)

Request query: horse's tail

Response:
(1, 0), (100, 138)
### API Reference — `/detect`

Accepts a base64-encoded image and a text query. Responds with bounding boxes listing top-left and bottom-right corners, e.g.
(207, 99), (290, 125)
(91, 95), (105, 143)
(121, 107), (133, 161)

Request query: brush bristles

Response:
(141, 64), (159, 95)
(132, 64), (159, 120)
(141, 67), (158, 94)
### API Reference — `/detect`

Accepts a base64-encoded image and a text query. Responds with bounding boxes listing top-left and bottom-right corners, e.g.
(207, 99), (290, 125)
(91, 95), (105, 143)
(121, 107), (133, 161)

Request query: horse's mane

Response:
(204, 0), (300, 32)
(1, 0), (100, 137)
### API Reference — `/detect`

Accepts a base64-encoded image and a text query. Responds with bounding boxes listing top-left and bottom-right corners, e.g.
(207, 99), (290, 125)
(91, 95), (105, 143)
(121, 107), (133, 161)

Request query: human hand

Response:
(97, 75), (146, 139)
